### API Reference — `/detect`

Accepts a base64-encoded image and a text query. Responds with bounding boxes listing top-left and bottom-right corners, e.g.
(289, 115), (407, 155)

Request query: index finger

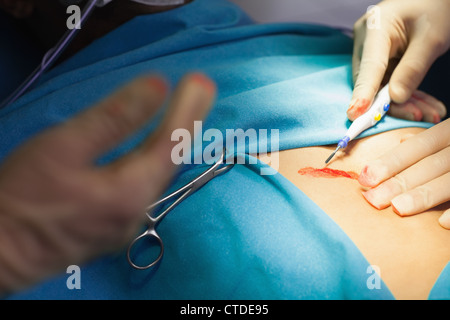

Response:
(349, 28), (391, 120)
(359, 119), (450, 187)
(103, 73), (216, 208)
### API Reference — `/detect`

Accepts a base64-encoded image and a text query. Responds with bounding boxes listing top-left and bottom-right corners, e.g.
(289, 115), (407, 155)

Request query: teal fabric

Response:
(1, 0), (447, 299)
(429, 262), (450, 300)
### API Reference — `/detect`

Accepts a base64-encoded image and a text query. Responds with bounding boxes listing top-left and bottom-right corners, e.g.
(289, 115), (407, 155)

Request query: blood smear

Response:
(347, 98), (370, 119)
(298, 167), (359, 180)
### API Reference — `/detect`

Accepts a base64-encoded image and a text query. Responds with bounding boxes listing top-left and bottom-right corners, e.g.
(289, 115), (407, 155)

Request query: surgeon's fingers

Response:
(388, 99), (424, 122)
(362, 146), (450, 209)
(348, 28), (391, 121)
(359, 119), (450, 187)
(411, 90), (447, 120)
(390, 172), (450, 217)
(388, 91), (447, 123)
(107, 73), (216, 205)
(389, 37), (444, 104)
(47, 76), (168, 167)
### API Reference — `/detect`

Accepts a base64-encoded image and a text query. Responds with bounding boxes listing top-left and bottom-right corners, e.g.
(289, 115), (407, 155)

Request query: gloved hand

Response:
(349, 0), (450, 122)
(360, 118), (450, 229)
(0, 73), (215, 295)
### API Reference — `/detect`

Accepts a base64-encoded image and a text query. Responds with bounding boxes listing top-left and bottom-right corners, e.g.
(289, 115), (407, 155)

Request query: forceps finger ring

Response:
(127, 222), (164, 270)
(127, 148), (234, 270)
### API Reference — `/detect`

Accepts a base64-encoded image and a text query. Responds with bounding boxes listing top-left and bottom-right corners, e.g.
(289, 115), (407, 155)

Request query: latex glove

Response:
(360, 118), (450, 229)
(349, 0), (450, 122)
(0, 73), (215, 295)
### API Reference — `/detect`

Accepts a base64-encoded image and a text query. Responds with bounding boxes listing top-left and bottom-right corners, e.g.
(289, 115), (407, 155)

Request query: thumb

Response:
(349, 29), (391, 121)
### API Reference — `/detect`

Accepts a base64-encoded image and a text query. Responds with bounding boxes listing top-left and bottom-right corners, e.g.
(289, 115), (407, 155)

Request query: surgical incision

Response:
(298, 167), (359, 180)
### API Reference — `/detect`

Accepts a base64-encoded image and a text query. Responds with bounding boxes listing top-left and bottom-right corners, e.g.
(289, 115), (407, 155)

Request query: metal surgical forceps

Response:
(127, 149), (234, 270)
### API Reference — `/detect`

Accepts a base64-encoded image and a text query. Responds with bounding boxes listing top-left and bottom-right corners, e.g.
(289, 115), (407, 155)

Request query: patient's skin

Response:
(259, 127), (450, 300)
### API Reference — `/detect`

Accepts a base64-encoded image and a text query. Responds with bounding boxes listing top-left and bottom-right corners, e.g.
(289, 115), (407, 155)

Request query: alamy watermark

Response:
(171, 121), (280, 175)
(66, 5), (82, 30)
(366, 265), (381, 290)
(66, 265), (81, 290)
(366, 5), (381, 30)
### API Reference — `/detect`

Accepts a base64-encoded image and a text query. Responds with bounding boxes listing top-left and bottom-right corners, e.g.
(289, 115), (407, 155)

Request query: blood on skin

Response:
(298, 167), (359, 180)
